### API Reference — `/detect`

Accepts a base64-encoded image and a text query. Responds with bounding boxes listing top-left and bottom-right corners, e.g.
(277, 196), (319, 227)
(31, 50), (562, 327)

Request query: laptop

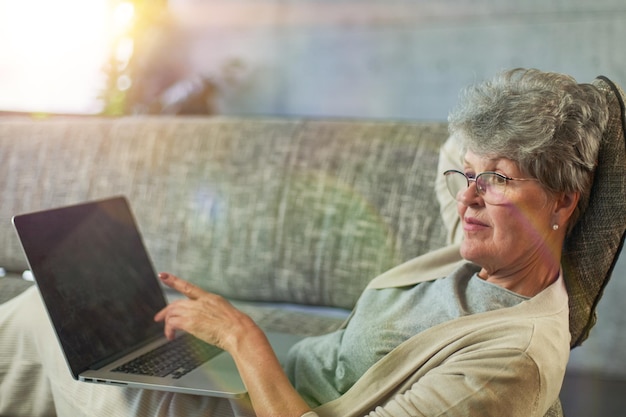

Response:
(12, 196), (303, 398)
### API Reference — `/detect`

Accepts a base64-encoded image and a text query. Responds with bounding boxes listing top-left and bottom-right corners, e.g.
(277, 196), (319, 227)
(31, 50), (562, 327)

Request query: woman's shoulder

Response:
(367, 244), (466, 289)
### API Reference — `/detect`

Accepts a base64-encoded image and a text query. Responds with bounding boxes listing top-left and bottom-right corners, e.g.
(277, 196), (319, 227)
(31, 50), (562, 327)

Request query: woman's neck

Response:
(478, 260), (561, 297)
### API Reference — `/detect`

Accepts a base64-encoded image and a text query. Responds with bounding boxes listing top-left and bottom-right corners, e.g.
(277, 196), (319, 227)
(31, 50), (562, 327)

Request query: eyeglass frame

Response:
(443, 169), (539, 203)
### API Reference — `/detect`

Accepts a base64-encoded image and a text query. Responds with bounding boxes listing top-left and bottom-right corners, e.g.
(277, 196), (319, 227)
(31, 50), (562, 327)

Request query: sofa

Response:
(0, 116), (450, 336)
(1, 102), (624, 417)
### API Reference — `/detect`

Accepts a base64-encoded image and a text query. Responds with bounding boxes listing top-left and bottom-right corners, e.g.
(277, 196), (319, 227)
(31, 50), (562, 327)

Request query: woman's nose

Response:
(458, 181), (483, 206)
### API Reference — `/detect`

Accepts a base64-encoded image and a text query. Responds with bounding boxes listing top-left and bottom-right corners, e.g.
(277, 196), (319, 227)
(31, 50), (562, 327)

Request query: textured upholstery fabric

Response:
(564, 77), (626, 348)
(543, 399), (564, 417)
(0, 117), (448, 310)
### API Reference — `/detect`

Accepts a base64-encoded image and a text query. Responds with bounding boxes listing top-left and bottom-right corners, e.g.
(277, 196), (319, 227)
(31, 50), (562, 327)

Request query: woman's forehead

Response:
(465, 152), (533, 180)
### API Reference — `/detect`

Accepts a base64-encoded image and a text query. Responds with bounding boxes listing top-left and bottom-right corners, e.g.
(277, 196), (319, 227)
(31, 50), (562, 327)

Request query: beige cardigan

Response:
(304, 244), (570, 417)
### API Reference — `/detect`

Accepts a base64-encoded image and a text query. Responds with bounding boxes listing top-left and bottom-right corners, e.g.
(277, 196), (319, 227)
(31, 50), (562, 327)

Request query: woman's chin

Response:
(459, 239), (485, 264)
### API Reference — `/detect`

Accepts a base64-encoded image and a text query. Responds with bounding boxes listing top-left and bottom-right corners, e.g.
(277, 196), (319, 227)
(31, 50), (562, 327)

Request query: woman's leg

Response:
(0, 287), (253, 417)
(0, 286), (55, 416)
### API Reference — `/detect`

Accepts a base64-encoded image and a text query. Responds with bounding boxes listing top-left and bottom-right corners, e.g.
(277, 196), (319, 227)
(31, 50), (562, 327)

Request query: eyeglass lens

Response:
(444, 171), (508, 204)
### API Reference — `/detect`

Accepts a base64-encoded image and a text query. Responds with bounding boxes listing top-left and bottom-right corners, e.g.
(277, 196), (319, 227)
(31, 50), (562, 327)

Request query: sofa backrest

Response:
(0, 116), (448, 309)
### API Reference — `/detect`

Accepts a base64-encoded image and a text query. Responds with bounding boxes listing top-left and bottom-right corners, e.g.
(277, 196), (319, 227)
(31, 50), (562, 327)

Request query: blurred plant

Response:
(100, 0), (168, 115)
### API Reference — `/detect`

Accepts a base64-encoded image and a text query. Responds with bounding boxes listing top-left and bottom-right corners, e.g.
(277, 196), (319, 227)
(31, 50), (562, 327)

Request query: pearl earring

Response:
(552, 224), (559, 231)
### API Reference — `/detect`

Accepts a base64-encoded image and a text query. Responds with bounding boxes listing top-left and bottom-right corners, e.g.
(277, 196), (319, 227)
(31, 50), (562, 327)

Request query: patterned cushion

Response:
(543, 399), (564, 417)
(564, 77), (626, 347)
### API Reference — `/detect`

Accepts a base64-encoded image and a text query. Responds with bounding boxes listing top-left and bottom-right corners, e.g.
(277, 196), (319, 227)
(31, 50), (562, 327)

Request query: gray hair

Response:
(448, 68), (609, 232)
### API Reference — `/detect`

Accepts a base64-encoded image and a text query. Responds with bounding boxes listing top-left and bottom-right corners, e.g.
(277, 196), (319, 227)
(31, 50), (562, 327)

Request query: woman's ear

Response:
(553, 191), (580, 228)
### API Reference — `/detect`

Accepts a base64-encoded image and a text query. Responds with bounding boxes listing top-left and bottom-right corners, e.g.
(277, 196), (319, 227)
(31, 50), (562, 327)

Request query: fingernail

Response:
(159, 273), (170, 281)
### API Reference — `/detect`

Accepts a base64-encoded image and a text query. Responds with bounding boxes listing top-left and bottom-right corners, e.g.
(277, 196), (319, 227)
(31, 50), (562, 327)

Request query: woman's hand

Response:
(153, 272), (312, 417)
(153, 272), (257, 352)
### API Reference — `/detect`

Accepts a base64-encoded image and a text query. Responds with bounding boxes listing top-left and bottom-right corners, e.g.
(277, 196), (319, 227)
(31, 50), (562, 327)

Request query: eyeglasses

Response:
(443, 169), (538, 204)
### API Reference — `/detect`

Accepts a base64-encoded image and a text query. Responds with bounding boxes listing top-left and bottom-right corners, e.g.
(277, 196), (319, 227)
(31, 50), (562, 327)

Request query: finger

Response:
(154, 304), (174, 339)
(156, 301), (190, 340)
(159, 272), (205, 300)
(154, 301), (176, 322)
(164, 316), (182, 340)
(154, 306), (166, 322)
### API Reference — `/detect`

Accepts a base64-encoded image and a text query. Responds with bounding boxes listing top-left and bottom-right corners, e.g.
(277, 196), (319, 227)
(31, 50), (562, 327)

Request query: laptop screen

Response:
(13, 197), (167, 377)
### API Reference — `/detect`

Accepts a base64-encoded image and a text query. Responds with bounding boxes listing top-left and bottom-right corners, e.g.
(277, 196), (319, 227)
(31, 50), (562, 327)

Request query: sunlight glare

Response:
(114, 1), (135, 33)
(0, 0), (122, 114)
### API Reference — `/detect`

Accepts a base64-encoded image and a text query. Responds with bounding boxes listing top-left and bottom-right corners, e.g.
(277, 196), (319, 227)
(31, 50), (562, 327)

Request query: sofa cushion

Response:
(0, 117), (449, 309)
(565, 77), (626, 347)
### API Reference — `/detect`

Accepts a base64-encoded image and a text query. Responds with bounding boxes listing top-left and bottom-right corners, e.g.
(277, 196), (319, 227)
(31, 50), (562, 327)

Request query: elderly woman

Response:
(0, 68), (609, 417)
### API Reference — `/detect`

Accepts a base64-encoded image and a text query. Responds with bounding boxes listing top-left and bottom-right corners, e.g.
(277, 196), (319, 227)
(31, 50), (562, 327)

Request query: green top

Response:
(285, 263), (528, 407)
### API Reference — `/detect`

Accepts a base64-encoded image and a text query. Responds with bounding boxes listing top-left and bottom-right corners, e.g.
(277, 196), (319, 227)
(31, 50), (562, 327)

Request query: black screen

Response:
(13, 197), (167, 377)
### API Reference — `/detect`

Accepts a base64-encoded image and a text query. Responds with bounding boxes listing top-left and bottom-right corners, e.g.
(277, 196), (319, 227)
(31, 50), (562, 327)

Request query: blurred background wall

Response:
(2, 0), (626, 120)
(161, 0), (626, 121)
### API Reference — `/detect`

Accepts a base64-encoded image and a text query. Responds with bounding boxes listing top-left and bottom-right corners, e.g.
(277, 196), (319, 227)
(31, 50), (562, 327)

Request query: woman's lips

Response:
(463, 217), (489, 231)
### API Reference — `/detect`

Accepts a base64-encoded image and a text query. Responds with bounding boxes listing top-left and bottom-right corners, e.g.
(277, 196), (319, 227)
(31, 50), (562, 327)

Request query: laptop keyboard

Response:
(112, 333), (224, 379)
